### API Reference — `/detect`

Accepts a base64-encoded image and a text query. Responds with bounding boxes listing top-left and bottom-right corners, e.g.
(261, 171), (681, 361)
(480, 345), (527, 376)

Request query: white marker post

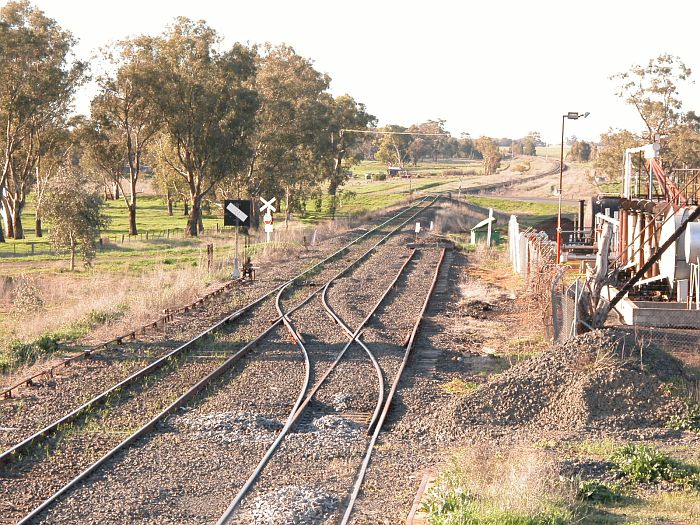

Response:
(415, 221), (421, 244)
(263, 211), (273, 243)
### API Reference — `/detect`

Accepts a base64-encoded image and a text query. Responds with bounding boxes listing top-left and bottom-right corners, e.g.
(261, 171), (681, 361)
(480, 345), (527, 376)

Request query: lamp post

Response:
(556, 111), (589, 263)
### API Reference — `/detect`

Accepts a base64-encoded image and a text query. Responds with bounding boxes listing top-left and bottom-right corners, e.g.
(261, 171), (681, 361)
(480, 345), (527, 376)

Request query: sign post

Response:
(415, 221), (421, 244)
(224, 200), (251, 279)
(260, 196), (277, 244)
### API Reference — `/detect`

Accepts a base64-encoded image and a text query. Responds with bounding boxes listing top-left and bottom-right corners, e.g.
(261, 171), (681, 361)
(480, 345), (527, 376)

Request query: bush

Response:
(11, 277), (44, 316)
(372, 173), (387, 181)
(669, 400), (700, 433)
(610, 444), (700, 488)
(576, 480), (623, 504)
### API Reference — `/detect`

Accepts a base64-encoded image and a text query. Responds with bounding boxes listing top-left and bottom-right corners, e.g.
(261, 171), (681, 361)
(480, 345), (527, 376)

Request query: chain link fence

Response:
(509, 215), (700, 381)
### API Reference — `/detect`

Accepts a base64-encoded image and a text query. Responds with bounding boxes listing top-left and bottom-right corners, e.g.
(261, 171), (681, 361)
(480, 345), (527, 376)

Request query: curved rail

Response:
(0, 198), (431, 465)
(339, 247), (446, 524)
(216, 200), (437, 524)
(14, 198), (437, 525)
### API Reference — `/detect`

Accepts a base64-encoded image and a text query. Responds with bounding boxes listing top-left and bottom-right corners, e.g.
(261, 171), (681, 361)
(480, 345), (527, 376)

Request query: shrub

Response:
(372, 173), (387, 181)
(11, 277), (44, 316)
(576, 480), (623, 504)
(610, 444), (700, 488)
(669, 400), (700, 433)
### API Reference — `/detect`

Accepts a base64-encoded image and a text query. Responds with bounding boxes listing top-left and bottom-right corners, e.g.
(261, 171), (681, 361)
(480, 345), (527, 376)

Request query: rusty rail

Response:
(12, 197), (436, 525)
(340, 247), (446, 524)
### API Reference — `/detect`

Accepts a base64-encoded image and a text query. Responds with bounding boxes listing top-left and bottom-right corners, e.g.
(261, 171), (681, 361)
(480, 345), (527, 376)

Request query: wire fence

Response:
(509, 214), (700, 370)
(0, 222), (242, 258)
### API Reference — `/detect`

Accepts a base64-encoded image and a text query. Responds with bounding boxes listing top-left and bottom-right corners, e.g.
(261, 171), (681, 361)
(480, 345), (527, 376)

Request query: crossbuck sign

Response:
(260, 196), (277, 214)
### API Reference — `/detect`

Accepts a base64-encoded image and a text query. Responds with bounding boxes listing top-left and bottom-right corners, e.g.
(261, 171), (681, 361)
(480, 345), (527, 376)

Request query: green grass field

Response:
(468, 195), (578, 229)
(0, 166), (468, 268)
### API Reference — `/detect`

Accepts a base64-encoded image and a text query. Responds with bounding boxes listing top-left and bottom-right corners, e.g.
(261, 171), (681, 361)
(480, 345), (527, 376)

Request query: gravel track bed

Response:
(33, 323), (305, 525)
(0, 283), (275, 450)
(0, 357), (225, 525)
(230, 247), (445, 524)
(0, 201), (433, 453)
(22, 226), (420, 524)
(346, 250), (466, 524)
(7, 202), (440, 524)
(1, 290), (295, 524)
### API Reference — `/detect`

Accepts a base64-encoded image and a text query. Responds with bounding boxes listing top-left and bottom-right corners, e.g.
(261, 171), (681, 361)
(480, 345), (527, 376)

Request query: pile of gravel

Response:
(289, 414), (365, 450)
(330, 392), (351, 411)
(440, 330), (684, 435)
(250, 485), (337, 524)
(170, 411), (282, 443)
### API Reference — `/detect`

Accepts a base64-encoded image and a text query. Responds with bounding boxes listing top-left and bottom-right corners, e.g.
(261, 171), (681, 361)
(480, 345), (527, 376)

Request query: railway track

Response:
(1, 196), (440, 525)
(216, 246), (447, 524)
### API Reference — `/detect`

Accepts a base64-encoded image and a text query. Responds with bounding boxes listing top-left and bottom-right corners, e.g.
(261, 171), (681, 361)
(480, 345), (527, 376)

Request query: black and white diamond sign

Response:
(224, 200), (251, 227)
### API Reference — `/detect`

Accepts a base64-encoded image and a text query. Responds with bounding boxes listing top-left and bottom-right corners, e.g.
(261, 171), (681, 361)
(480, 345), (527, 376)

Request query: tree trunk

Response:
(0, 216), (5, 243)
(70, 239), (76, 271)
(128, 204), (137, 236)
(6, 212), (14, 239)
(166, 187), (173, 216)
(285, 185), (291, 228)
(128, 174), (138, 235)
(184, 201), (189, 216)
(11, 203), (24, 240)
(186, 196), (202, 237)
(114, 182), (120, 200)
(35, 216), (42, 237)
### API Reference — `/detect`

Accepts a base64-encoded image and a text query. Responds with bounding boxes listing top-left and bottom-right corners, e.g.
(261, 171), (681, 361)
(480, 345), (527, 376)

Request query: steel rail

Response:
(339, 247), (446, 525)
(0, 198), (430, 465)
(315, 249), (416, 433)
(215, 198), (438, 525)
(13, 198), (436, 525)
(0, 279), (240, 400)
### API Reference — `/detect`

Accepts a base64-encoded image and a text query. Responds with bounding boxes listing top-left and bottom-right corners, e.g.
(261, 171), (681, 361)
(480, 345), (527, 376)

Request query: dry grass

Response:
(424, 446), (576, 522)
(0, 261), (227, 348)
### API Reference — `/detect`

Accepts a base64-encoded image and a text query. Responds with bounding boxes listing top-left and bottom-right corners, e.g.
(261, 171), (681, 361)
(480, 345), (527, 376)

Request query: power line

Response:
(341, 129), (451, 137)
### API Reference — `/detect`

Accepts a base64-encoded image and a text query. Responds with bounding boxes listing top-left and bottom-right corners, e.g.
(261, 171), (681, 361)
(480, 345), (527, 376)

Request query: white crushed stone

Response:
(170, 411), (283, 443)
(251, 485), (337, 524)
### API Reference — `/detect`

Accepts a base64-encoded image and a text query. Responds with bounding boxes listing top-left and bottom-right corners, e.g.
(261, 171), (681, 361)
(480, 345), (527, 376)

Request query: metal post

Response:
(232, 222), (240, 279)
(556, 114), (565, 263)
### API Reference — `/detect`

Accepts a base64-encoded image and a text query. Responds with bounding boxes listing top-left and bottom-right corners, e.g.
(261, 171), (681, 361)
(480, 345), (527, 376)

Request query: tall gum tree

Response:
(91, 39), (162, 235)
(612, 54), (692, 141)
(230, 45), (330, 224)
(144, 18), (258, 236)
(0, 0), (85, 240)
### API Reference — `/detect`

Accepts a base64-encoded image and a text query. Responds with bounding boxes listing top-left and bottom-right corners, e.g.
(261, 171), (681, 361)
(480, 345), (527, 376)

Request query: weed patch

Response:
(440, 378), (479, 396)
(610, 443), (700, 489)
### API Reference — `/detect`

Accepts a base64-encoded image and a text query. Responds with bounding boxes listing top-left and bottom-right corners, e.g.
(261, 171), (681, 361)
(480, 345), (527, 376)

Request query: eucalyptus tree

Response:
(475, 136), (501, 175)
(322, 94), (375, 214)
(374, 125), (412, 167)
(43, 166), (109, 271)
(221, 44), (330, 223)
(612, 54), (691, 141)
(34, 122), (73, 236)
(91, 39), (162, 235)
(0, 0), (85, 240)
(144, 18), (258, 236)
(75, 116), (126, 205)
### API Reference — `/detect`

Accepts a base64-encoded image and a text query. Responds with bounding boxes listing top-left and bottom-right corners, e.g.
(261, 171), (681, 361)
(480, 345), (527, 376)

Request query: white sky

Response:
(29, 0), (700, 144)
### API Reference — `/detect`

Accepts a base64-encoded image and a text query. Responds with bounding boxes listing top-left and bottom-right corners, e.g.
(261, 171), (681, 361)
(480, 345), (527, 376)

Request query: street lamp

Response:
(556, 111), (590, 263)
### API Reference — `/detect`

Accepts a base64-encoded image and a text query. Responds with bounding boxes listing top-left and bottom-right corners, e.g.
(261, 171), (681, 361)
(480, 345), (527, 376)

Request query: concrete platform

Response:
(603, 286), (700, 328)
